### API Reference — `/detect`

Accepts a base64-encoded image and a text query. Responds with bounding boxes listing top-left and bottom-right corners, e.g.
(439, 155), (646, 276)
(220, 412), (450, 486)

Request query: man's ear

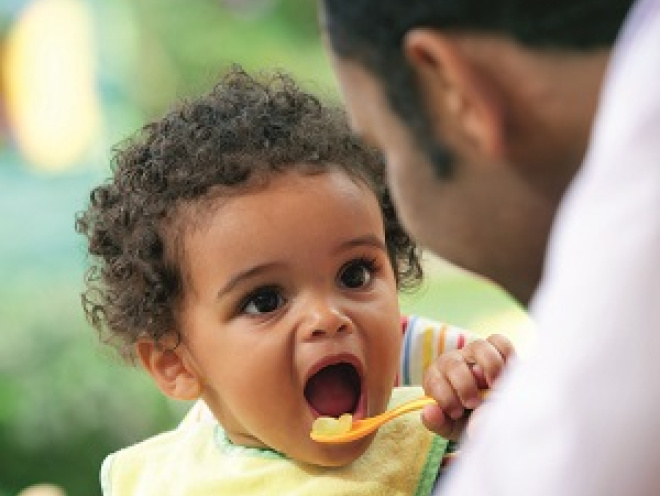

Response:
(402, 28), (505, 160)
(136, 336), (202, 401)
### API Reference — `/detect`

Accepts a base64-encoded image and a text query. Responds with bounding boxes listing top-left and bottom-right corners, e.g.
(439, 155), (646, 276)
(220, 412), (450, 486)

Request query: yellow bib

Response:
(102, 387), (447, 496)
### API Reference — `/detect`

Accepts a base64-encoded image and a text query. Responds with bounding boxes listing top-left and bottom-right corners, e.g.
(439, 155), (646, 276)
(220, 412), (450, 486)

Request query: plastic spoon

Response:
(310, 395), (436, 444)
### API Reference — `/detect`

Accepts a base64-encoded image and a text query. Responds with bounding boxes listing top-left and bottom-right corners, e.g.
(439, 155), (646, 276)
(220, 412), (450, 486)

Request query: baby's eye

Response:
(242, 288), (285, 315)
(338, 258), (377, 289)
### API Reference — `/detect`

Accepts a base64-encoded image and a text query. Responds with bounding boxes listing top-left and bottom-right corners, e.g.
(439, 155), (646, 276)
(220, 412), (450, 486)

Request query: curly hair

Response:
(75, 66), (422, 360)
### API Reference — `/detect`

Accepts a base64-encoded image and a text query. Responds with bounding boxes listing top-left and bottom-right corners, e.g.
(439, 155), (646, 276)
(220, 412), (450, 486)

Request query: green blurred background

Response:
(0, 1), (533, 494)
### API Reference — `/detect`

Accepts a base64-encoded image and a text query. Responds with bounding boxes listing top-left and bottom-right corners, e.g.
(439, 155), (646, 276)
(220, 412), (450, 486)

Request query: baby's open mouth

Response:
(304, 362), (362, 418)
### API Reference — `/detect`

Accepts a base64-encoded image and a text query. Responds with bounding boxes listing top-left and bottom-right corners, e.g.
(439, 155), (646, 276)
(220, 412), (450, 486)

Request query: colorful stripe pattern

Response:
(398, 315), (474, 386)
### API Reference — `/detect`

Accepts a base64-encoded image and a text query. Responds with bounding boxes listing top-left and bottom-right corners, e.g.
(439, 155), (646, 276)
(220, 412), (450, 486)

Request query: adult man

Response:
(321, 0), (660, 494)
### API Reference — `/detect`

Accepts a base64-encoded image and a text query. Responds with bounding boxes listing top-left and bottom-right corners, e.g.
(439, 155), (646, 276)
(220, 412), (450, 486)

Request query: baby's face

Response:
(176, 169), (402, 466)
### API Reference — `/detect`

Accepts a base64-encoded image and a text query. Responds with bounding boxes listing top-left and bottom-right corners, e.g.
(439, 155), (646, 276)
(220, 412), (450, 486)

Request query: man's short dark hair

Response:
(322, 0), (634, 176)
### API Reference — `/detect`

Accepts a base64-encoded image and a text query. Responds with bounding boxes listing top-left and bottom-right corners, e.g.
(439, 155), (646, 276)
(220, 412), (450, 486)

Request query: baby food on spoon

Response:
(311, 413), (353, 436)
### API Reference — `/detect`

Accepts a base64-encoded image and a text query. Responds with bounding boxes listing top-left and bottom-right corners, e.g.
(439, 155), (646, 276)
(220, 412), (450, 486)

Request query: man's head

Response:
(321, 0), (633, 304)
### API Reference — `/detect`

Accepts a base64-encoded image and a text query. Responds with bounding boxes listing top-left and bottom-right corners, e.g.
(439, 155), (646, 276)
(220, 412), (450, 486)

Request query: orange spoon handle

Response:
(354, 395), (436, 427)
(311, 395), (436, 444)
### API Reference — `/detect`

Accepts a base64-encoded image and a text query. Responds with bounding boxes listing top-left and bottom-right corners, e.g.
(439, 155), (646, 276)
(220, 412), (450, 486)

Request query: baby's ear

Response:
(136, 336), (202, 401)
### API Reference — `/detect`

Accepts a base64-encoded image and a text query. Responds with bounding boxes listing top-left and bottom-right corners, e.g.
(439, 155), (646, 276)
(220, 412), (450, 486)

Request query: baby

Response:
(77, 66), (512, 495)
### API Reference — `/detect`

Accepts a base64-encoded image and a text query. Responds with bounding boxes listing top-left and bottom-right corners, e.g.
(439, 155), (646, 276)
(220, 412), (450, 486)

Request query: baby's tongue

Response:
(305, 364), (359, 417)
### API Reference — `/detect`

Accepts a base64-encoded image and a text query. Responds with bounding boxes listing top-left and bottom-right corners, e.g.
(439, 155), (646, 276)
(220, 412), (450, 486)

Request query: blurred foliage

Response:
(0, 164), (189, 496)
(94, 0), (337, 139)
(0, 1), (530, 495)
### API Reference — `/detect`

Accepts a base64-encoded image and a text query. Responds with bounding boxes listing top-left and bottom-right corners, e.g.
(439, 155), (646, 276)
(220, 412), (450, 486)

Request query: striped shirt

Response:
(398, 315), (475, 387)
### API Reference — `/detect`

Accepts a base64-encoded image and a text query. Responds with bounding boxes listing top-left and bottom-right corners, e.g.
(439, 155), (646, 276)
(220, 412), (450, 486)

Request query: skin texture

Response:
(138, 170), (403, 467)
(327, 31), (609, 305)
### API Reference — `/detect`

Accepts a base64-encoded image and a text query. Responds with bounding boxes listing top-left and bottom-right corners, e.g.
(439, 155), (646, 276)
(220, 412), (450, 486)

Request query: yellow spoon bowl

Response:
(310, 396), (436, 444)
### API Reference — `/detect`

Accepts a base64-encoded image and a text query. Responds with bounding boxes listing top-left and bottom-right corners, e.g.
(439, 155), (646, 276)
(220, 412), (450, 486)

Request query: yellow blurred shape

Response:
(3, 0), (100, 172)
(16, 484), (67, 496)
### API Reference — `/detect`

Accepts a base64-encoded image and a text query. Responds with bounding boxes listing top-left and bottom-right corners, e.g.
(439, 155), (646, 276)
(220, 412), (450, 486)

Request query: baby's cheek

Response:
(375, 334), (402, 383)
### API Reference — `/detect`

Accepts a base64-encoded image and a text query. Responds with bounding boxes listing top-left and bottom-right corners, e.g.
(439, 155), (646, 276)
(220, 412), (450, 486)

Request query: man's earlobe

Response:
(403, 29), (506, 160)
(136, 337), (202, 401)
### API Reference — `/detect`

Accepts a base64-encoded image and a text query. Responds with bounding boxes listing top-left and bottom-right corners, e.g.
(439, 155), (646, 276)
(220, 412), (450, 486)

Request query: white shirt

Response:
(437, 0), (660, 494)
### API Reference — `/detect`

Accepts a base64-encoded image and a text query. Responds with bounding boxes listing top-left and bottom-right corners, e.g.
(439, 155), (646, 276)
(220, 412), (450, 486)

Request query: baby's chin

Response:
(296, 433), (376, 468)
(224, 422), (375, 467)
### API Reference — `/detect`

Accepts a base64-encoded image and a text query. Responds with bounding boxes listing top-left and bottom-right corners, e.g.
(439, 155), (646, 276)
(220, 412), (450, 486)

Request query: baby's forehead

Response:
(164, 165), (378, 241)
(166, 167), (384, 279)
(172, 165), (376, 215)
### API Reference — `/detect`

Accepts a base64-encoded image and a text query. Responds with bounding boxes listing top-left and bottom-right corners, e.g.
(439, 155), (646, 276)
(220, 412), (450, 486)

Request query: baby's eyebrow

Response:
(216, 236), (385, 298)
(216, 262), (282, 299)
(336, 234), (387, 254)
